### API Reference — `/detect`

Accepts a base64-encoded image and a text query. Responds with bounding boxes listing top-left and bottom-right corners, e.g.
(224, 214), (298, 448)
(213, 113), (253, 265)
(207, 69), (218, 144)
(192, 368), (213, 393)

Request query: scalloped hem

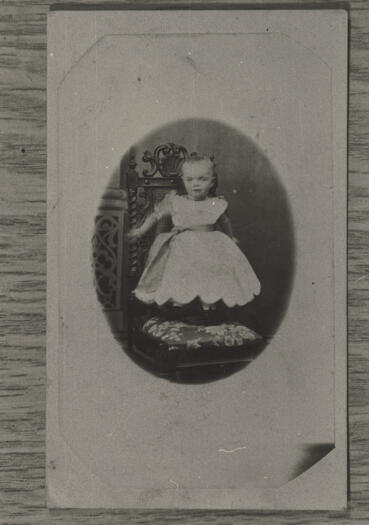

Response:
(134, 290), (260, 308)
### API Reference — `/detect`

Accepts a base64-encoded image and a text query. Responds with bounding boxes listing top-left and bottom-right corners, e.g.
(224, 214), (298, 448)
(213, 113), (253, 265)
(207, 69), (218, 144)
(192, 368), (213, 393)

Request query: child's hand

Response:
(126, 229), (140, 242)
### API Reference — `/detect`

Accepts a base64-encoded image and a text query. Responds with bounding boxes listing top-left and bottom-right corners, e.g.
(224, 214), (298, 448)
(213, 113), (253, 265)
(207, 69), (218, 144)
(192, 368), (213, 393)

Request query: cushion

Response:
(140, 316), (262, 352)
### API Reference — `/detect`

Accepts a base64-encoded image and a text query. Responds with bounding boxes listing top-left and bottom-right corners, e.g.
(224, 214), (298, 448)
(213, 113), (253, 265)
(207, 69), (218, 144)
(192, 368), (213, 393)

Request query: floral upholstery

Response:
(140, 316), (261, 351)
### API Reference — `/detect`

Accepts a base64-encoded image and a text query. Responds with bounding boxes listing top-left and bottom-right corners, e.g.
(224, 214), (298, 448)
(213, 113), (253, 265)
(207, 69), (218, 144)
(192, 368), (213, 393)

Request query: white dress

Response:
(134, 193), (261, 307)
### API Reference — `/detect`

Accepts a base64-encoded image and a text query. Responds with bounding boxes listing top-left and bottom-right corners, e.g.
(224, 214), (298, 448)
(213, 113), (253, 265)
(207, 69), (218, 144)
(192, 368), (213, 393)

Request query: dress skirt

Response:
(134, 229), (261, 307)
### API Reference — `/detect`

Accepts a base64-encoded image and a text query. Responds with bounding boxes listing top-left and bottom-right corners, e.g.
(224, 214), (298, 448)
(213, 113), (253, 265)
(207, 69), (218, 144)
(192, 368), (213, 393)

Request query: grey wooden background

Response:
(0, 0), (367, 523)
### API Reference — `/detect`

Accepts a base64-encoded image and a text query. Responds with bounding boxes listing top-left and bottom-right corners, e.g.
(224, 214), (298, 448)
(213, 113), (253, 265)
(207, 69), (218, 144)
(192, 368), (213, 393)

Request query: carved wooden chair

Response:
(122, 143), (263, 379)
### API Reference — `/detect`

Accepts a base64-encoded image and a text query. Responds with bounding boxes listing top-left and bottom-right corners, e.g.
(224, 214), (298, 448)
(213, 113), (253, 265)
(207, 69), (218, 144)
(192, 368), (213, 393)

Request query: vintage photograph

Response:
(92, 120), (294, 382)
(47, 10), (347, 510)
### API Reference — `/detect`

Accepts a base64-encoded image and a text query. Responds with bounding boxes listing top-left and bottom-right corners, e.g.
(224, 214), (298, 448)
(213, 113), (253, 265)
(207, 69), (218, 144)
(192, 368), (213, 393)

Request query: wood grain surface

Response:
(0, 1), (368, 523)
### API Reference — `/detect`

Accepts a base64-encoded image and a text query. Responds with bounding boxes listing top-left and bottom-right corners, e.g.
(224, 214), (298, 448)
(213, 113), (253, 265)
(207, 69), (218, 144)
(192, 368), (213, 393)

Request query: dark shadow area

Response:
(289, 443), (335, 481)
(94, 118), (295, 383)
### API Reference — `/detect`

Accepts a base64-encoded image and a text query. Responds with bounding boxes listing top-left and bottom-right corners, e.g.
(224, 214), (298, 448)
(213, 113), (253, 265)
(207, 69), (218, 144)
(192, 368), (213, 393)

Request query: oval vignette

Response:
(93, 118), (295, 383)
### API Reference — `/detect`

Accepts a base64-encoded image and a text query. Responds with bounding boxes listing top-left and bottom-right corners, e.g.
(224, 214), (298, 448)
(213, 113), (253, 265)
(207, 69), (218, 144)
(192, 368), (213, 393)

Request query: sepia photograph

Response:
(47, 9), (347, 510)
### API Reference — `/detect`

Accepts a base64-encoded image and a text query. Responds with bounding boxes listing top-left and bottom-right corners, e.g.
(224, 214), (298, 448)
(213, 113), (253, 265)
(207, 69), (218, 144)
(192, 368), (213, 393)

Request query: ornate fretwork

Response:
(92, 186), (126, 313)
(142, 143), (189, 178)
(92, 213), (122, 309)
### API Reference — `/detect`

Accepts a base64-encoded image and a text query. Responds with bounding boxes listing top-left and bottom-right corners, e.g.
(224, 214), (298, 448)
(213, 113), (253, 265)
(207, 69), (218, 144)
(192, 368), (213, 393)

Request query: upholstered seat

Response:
(129, 314), (263, 379)
(141, 316), (261, 351)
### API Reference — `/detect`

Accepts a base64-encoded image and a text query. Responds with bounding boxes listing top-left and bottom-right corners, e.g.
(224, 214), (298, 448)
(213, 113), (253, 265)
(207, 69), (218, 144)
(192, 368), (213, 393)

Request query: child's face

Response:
(181, 162), (214, 200)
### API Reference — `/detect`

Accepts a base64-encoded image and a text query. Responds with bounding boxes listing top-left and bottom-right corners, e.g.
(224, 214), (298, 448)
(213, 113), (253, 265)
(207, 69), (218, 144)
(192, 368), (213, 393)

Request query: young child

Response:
(128, 155), (261, 316)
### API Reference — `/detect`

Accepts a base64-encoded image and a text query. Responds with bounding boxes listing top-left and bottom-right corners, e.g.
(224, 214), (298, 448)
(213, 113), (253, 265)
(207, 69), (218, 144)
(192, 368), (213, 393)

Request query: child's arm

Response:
(217, 212), (239, 244)
(127, 212), (158, 241)
(127, 192), (173, 241)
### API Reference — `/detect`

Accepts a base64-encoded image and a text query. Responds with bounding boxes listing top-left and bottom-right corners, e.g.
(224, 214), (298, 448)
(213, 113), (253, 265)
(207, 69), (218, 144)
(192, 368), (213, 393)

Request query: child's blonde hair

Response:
(179, 154), (218, 196)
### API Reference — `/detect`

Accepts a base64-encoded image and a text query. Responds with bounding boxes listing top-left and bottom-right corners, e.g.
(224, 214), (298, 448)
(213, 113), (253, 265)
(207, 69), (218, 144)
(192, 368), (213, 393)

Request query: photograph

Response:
(47, 9), (347, 510)
(92, 121), (295, 382)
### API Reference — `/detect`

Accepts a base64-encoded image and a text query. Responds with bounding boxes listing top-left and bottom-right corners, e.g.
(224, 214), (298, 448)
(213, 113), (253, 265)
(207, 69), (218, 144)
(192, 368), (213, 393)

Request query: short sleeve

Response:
(153, 190), (175, 219)
(215, 197), (228, 218)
